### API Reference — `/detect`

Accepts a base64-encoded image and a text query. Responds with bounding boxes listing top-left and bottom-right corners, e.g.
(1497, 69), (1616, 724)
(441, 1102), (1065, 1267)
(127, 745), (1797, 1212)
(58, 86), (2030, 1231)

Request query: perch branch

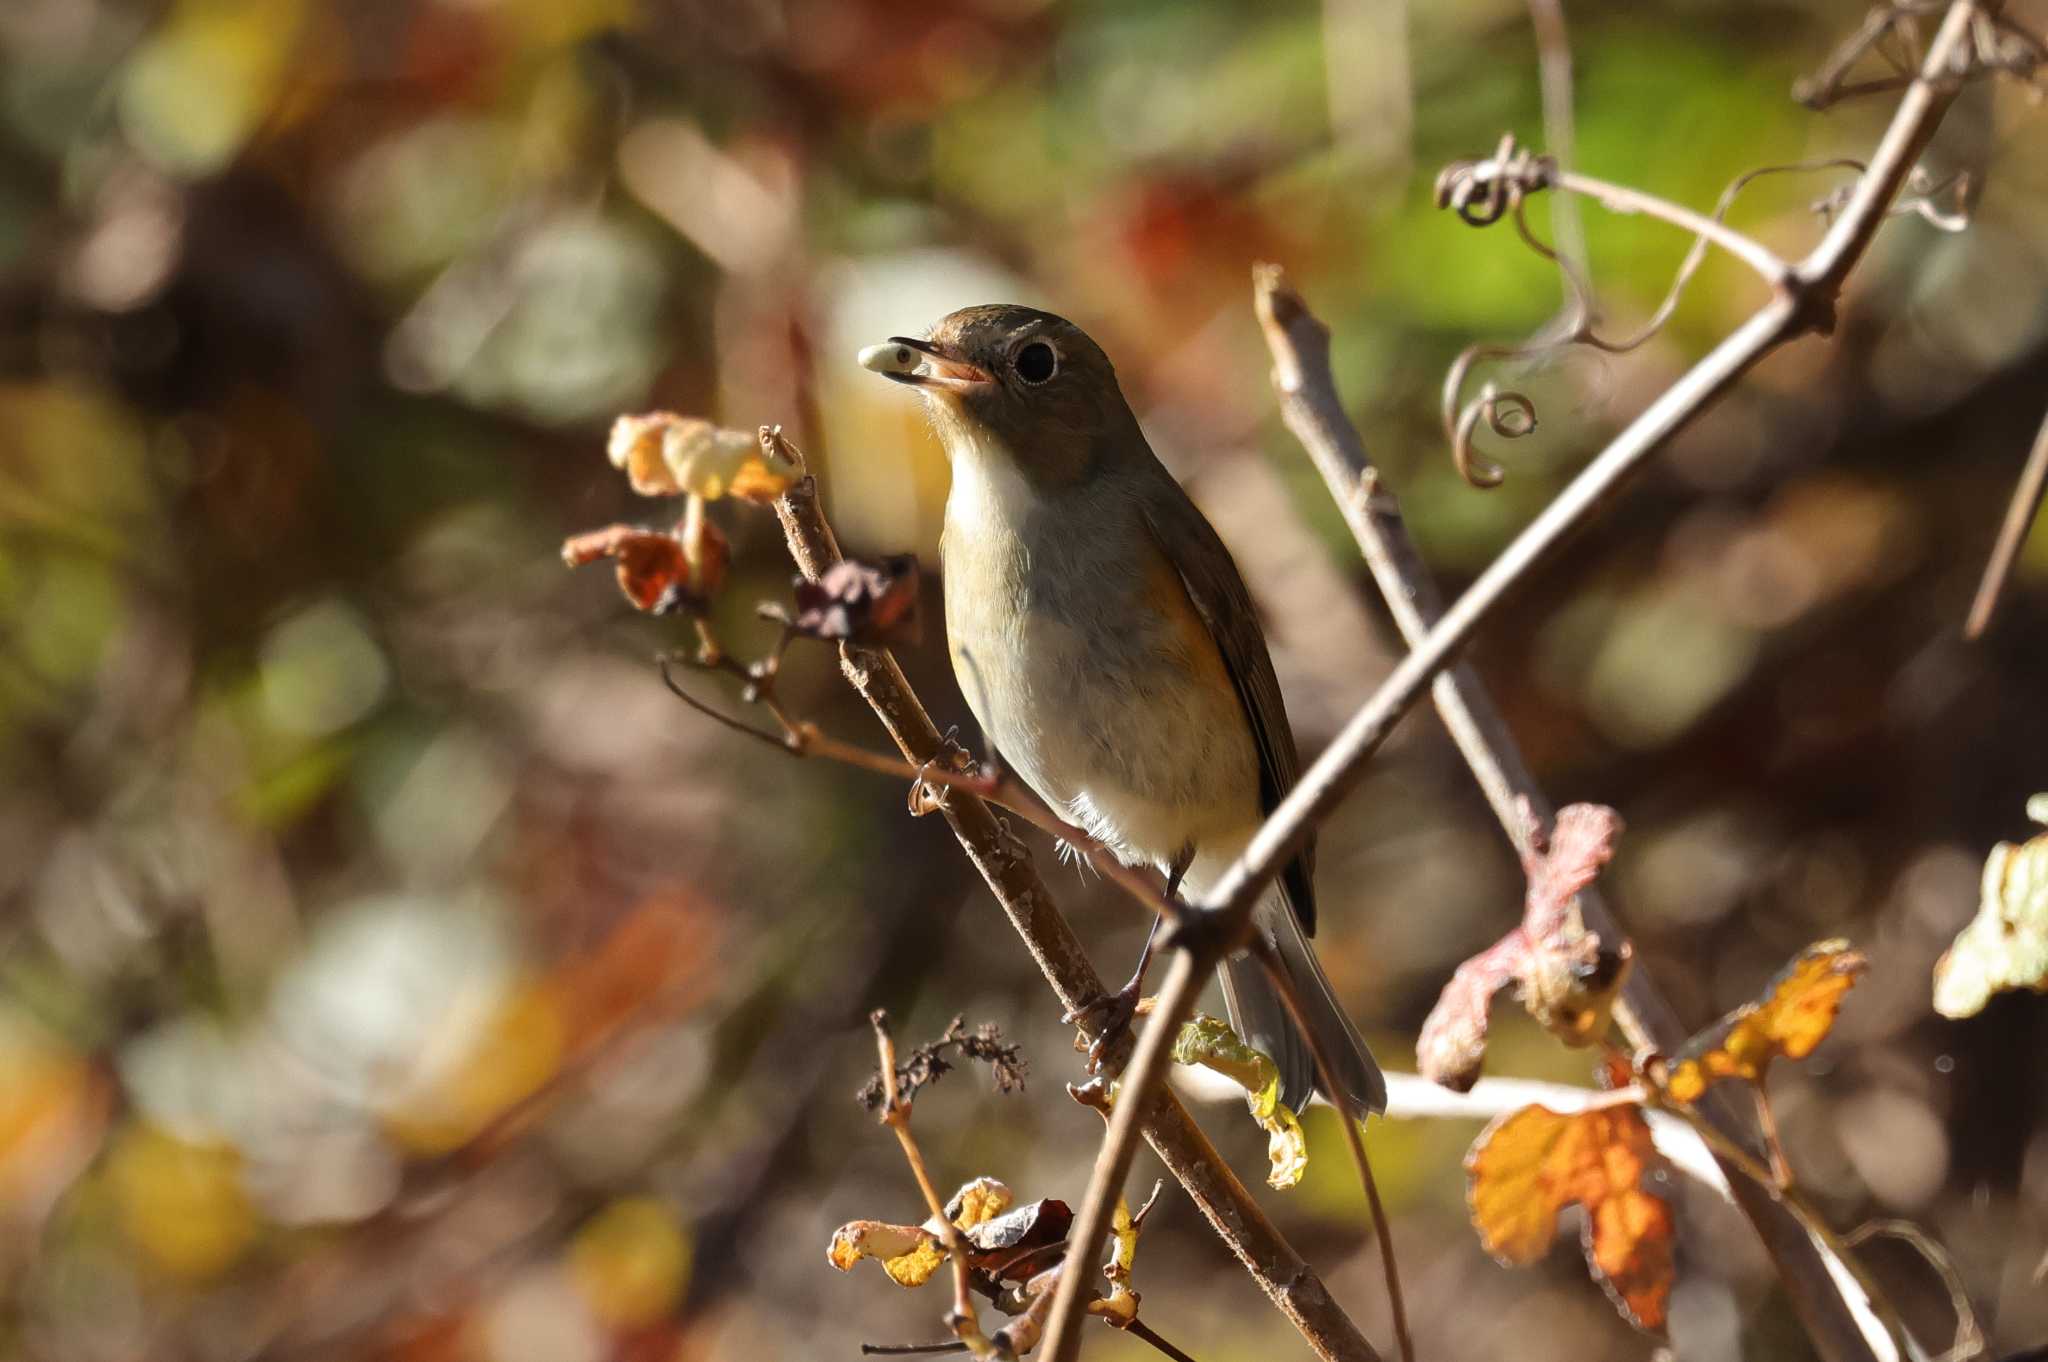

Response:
(770, 468), (1381, 1362)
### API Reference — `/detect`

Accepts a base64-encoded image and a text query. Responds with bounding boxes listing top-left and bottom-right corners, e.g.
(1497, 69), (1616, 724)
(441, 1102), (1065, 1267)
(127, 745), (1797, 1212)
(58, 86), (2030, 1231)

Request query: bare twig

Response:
(1124, 1320), (1203, 1362)
(1965, 404), (2048, 639)
(769, 465), (1380, 1362)
(1435, 145), (1865, 486)
(1253, 937), (1413, 1362)
(1842, 1220), (1988, 1362)
(1041, 950), (1216, 1362)
(871, 1011), (997, 1359)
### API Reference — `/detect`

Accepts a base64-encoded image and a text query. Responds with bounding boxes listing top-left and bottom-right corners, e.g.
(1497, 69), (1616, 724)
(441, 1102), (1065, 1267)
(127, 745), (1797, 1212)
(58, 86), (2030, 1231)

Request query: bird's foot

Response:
(1062, 980), (1146, 1074)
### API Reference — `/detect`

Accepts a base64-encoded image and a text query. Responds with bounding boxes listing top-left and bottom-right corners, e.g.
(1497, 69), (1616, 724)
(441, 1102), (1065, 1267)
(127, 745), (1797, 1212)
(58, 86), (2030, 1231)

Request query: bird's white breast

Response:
(936, 431), (1259, 871)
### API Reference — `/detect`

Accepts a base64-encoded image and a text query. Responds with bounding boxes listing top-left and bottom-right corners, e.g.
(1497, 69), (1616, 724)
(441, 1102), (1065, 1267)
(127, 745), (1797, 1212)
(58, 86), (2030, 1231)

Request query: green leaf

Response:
(1172, 1014), (1308, 1189)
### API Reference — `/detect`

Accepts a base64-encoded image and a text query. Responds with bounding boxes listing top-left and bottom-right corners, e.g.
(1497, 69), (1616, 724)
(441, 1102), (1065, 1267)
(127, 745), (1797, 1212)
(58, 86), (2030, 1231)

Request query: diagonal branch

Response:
(769, 466), (1380, 1362)
(1965, 403), (2048, 639)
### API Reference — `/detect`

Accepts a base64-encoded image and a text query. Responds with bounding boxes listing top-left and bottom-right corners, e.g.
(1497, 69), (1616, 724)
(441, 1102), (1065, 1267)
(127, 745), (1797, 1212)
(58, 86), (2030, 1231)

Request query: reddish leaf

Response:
(561, 514), (730, 616)
(1419, 802), (1630, 1091)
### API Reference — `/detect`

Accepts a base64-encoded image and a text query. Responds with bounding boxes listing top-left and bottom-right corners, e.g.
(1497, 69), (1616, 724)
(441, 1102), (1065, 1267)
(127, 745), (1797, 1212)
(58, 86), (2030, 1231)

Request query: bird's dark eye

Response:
(1015, 341), (1057, 385)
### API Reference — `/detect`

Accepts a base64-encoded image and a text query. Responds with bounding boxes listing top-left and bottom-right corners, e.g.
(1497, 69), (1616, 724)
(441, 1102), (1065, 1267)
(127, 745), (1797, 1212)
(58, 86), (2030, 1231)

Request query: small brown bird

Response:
(861, 304), (1383, 1114)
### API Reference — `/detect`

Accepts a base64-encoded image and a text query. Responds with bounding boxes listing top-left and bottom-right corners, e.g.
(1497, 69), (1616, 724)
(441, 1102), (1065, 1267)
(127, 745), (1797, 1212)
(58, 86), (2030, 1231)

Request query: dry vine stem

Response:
(1046, 5), (1988, 1361)
(768, 456), (1381, 1362)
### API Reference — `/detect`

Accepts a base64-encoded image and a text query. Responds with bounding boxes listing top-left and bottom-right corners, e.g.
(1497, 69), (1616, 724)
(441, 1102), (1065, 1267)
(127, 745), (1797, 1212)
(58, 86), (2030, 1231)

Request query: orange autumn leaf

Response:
(1466, 1102), (1675, 1332)
(1664, 940), (1867, 1104)
(561, 521), (729, 615)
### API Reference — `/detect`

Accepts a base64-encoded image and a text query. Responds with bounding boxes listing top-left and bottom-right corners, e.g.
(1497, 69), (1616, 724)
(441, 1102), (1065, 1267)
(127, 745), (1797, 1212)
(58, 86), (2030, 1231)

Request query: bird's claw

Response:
(1063, 982), (1143, 1073)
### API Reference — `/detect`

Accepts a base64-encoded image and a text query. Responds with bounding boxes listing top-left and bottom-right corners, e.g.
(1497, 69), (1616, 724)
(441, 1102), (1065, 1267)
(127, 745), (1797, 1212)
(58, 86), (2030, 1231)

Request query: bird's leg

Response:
(1062, 843), (1193, 1072)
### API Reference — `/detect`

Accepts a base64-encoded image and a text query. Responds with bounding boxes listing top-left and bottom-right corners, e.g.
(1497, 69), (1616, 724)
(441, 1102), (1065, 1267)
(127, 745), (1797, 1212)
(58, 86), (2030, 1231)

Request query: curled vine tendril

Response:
(1431, 139), (1891, 488)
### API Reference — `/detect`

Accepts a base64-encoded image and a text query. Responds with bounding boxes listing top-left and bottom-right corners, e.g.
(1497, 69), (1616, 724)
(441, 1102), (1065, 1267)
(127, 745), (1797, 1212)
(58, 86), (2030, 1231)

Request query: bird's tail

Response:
(1217, 899), (1385, 1117)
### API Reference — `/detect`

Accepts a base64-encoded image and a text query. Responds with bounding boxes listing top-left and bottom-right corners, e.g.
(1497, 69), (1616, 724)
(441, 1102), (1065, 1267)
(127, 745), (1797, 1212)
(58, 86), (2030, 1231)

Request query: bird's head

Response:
(860, 304), (1137, 487)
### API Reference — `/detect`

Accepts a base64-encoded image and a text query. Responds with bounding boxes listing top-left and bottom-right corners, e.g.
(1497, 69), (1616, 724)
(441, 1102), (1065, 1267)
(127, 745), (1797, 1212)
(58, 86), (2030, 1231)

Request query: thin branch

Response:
(1437, 149), (1864, 486)
(1525, 0), (1587, 302)
(1252, 937), (1413, 1362)
(769, 466), (1381, 1362)
(863, 1343), (971, 1357)
(1125, 1320), (1203, 1362)
(1041, 949), (1214, 1362)
(872, 1012), (998, 1359)
(1842, 1220), (1988, 1362)
(1965, 403), (2048, 639)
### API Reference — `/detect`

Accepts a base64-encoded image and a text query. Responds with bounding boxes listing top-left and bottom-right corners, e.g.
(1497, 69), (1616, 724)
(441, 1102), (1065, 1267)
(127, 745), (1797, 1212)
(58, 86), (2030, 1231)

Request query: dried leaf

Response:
(561, 515), (729, 615)
(826, 1219), (944, 1287)
(960, 1199), (1072, 1278)
(1934, 795), (2048, 1019)
(1419, 802), (1629, 1091)
(790, 556), (922, 646)
(608, 412), (796, 502)
(1171, 1014), (1308, 1189)
(1466, 1102), (1675, 1332)
(826, 1178), (1050, 1290)
(1665, 940), (1867, 1104)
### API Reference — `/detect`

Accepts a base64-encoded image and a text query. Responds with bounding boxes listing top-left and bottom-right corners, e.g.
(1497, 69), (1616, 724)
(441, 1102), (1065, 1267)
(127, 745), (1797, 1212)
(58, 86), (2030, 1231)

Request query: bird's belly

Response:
(947, 581), (1260, 869)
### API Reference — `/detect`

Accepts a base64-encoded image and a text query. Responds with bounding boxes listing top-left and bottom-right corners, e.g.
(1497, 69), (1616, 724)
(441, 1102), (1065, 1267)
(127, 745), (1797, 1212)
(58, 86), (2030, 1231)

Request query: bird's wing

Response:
(1138, 475), (1317, 935)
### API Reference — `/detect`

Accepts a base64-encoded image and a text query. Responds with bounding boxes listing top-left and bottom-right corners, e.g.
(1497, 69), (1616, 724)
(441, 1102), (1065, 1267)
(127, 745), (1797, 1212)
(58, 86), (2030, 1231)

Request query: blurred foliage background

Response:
(1, 1), (2046, 1359)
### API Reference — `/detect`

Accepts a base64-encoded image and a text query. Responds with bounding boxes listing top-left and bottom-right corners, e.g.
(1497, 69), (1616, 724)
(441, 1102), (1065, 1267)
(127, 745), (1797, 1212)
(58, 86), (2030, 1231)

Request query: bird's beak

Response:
(858, 335), (993, 391)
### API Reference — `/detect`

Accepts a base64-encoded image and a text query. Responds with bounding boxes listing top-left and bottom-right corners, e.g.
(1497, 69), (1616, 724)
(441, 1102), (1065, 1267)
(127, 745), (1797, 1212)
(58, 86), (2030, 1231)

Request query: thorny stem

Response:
(1965, 403), (2048, 639)
(769, 464), (1381, 1362)
(873, 1012), (998, 1360)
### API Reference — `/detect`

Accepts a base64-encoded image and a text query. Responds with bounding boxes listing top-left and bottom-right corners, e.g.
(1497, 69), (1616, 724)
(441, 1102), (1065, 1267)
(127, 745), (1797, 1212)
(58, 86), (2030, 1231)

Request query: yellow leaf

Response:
(1466, 1102), (1674, 1332)
(940, 1176), (1012, 1231)
(108, 1123), (258, 1282)
(1087, 1190), (1155, 1326)
(1934, 795), (2048, 1019)
(570, 1197), (691, 1329)
(1172, 1014), (1309, 1189)
(606, 413), (795, 503)
(1665, 940), (1866, 1104)
(826, 1220), (944, 1287)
